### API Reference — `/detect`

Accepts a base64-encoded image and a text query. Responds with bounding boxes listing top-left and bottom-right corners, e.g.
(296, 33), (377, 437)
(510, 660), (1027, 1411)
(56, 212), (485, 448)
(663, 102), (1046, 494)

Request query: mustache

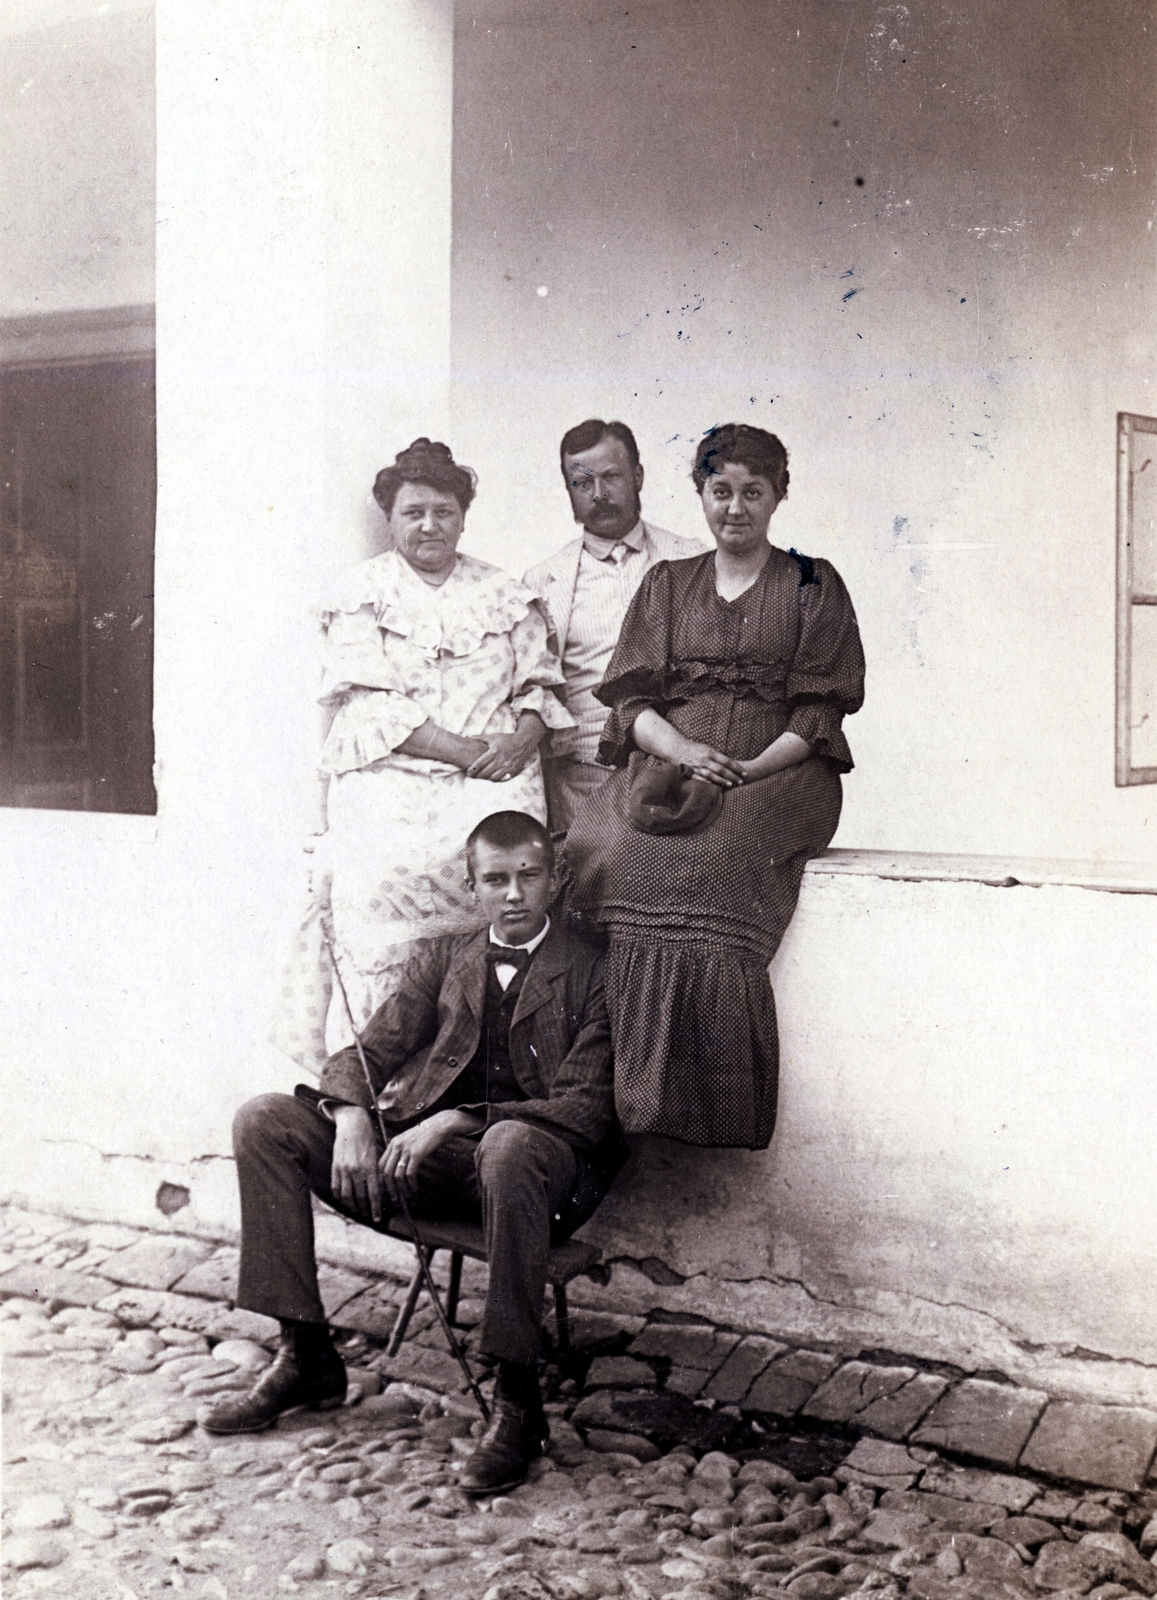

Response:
(588, 497), (639, 513)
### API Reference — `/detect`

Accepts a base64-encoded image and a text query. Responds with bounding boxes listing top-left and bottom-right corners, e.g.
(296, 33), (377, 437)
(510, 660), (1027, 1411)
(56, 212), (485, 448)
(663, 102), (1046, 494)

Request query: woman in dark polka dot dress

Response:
(565, 425), (865, 1149)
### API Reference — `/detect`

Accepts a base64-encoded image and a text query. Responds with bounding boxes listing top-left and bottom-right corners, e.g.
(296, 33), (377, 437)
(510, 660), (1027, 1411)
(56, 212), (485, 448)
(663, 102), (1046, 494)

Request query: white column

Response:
(150, 0), (455, 1118)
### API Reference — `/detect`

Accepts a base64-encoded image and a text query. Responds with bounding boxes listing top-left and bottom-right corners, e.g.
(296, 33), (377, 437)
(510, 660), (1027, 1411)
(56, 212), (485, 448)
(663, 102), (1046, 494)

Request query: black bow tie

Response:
(486, 944), (532, 972)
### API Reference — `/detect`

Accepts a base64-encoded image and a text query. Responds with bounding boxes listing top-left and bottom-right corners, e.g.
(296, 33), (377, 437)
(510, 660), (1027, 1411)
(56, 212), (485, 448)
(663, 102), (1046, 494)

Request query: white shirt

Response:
(563, 521), (651, 764)
(488, 915), (550, 990)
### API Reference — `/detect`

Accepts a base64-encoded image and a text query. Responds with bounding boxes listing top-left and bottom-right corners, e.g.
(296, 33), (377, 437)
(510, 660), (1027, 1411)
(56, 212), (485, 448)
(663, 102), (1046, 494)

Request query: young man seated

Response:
(200, 810), (622, 1494)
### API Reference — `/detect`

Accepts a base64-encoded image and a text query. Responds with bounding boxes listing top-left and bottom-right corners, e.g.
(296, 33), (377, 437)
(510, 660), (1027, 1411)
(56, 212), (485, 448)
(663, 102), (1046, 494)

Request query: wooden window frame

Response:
(1116, 411), (1157, 786)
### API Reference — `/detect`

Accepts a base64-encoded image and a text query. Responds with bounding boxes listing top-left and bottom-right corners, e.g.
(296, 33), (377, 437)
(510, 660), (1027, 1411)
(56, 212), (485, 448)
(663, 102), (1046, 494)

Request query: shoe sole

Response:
(461, 1473), (527, 1497)
(198, 1393), (345, 1435)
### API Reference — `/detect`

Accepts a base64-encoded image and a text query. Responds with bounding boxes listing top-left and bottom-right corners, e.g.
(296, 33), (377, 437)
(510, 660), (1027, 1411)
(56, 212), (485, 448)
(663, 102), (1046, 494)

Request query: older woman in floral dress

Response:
(278, 438), (574, 1067)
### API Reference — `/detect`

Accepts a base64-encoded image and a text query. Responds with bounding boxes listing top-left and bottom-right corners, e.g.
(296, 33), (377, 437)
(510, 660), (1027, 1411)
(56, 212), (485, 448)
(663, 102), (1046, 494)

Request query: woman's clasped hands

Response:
(677, 738), (747, 789)
(465, 727), (538, 783)
(464, 709), (547, 784)
(674, 728), (815, 789)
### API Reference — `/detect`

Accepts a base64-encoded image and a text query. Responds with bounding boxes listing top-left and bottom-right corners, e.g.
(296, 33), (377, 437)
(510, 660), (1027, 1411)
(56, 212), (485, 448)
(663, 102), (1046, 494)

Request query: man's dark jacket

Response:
(310, 922), (626, 1238)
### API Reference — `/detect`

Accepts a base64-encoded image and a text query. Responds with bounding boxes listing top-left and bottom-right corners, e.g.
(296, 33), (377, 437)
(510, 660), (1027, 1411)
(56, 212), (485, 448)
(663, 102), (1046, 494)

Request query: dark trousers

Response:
(233, 1094), (576, 1367)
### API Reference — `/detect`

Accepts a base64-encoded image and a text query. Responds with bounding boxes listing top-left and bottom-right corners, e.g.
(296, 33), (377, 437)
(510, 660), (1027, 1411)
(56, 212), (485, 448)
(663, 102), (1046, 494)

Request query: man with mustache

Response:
(525, 419), (703, 833)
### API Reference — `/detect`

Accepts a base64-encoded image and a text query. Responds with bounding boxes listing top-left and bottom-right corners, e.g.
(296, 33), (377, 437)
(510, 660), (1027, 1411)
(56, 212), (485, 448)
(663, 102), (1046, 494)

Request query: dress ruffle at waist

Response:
(595, 657), (788, 709)
(595, 666), (854, 773)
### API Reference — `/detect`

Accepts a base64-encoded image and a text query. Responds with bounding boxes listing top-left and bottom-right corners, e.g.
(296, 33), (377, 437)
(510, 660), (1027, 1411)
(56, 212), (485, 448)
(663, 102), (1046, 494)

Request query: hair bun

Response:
(397, 437), (453, 466)
(373, 437), (478, 515)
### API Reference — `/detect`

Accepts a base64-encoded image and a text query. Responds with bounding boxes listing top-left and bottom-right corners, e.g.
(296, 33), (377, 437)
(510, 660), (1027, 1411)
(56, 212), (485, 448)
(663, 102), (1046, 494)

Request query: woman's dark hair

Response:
(372, 438), (476, 516)
(559, 418), (640, 475)
(691, 424), (789, 502)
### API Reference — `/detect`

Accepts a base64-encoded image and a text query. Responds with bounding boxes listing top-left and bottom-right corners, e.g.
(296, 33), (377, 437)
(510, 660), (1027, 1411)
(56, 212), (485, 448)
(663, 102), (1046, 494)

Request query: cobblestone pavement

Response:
(3, 1205), (1156, 1600)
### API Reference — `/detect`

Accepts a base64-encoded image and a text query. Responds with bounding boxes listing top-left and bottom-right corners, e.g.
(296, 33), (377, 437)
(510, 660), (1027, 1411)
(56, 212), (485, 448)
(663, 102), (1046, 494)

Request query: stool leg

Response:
(387, 1246), (433, 1357)
(445, 1252), (463, 1328)
(553, 1283), (571, 1354)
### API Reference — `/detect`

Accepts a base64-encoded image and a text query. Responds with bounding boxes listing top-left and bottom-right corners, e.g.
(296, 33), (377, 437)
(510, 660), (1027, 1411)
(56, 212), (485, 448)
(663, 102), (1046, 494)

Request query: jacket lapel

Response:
(510, 924), (569, 1029)
(545, 540), (583, 657)
(450, 926), (490, 1023)
(642, 520), (674, 564)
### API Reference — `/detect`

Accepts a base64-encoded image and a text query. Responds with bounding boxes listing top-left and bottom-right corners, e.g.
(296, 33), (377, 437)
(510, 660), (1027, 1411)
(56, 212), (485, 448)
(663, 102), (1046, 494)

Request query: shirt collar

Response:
(581, 519), (646, 562)
(488, 915), (551, 954)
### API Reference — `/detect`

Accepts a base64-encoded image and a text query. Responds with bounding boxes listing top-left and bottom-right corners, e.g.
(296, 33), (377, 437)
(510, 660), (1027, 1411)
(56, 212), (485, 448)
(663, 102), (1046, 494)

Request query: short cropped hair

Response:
(373, 438), (477, 517)
(559, 418), (640, 476)
(465, 811), (555, 876)
(691, 424), (790, 502)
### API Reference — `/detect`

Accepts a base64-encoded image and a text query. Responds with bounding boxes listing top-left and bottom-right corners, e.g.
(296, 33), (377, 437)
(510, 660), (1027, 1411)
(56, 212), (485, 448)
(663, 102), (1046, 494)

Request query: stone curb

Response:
(2, 1203), (1155, 1498)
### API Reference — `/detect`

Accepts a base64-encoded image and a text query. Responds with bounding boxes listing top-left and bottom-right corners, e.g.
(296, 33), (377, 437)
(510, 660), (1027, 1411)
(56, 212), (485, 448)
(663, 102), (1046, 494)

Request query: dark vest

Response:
(444, 960), (530, 1109)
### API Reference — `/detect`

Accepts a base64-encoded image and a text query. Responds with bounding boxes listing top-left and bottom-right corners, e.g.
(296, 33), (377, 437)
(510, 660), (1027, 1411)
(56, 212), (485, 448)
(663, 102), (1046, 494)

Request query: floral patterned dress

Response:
(274, 549), (574, 1069)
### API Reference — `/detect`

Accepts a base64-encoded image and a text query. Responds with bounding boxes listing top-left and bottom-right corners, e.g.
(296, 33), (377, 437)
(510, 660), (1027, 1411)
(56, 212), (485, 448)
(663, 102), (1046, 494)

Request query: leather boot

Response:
(198, 1321), (346, 1435)
(459, 1396), (549, 1496)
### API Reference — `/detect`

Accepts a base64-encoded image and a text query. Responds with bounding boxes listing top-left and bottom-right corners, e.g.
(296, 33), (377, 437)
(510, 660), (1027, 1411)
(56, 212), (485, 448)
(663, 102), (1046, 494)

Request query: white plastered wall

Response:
(451, 0), (1157, 865)
(578, 867), (1157, 1408)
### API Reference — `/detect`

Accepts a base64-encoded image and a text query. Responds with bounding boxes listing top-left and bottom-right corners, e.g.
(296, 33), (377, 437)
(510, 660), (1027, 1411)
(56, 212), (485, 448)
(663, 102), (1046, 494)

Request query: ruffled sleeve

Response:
(315, 556), (430, 775)
(593, 562), (675, 767)
(507, 601), (576, 730)
(319, 600), (405, 698)
(784, 558), (865, 771)
(319, 683), (428, 774)
(315, 553), (575, 775)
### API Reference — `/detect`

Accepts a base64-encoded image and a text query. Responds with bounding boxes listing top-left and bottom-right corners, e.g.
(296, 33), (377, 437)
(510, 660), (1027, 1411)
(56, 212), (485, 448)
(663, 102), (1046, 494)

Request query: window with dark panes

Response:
(1, 339), (156, 813)
(1, 1), (156, 815)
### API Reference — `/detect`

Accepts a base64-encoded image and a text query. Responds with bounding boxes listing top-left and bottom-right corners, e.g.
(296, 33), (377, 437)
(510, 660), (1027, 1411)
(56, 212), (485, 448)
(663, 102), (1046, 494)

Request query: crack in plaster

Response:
(874, 873), (1034, 890)
(35, 1138), (233, 1166)
(776, 1278), (1157, 1372)
(610, 1261), (1157, 1376)
(1058, 1346), (1157, 1374)
(814, 862), (1157, 897)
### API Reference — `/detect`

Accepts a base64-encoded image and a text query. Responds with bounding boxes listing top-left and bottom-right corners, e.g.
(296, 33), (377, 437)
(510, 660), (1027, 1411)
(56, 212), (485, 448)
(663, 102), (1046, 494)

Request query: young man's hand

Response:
(331, 1105), (385, 1222)
(380, 1109), (481, 1205)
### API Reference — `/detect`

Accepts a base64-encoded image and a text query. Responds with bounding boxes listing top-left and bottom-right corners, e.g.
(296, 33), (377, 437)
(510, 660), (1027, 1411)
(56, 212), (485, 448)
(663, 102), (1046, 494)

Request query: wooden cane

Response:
(322, 936), (490, 1422)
